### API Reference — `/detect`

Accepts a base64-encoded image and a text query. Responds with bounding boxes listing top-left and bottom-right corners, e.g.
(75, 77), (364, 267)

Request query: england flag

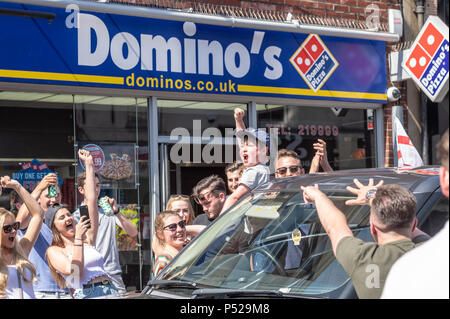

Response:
(394, 116), (424, 170)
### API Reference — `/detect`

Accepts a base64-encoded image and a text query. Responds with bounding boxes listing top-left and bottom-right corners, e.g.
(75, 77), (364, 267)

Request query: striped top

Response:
(153, 252), (174, 277)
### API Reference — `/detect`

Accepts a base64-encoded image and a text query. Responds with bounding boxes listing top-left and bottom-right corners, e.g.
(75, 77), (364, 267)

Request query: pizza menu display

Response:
(77, 143), (137, 189)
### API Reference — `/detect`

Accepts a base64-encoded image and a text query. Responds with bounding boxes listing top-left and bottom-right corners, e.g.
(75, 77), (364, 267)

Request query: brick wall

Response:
(113, 0), (401, 24)
(425, 0), (438, 18)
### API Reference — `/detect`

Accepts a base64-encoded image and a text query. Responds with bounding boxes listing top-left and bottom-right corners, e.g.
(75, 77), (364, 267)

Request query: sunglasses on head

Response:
(276, 166), (300, 175)
(3, 221), (20, 234)
(163, 220), (186, 232)
(170, 194), (190, 200)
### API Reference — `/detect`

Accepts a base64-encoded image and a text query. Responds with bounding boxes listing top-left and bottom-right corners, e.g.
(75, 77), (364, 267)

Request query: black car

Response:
(127, 167), (449, 299)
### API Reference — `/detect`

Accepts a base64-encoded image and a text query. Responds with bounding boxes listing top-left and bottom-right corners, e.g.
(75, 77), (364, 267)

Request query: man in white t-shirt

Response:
(381, 129), (449, 299)
(73, 172), (138, 293)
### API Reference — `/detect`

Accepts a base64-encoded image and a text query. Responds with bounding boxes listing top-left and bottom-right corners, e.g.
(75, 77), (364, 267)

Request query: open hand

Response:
(345, 178), (383, 206)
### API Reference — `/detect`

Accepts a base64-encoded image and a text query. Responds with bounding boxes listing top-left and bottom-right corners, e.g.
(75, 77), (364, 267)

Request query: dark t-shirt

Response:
(335, 236), (417, 299)
(193, 213), (215, 226)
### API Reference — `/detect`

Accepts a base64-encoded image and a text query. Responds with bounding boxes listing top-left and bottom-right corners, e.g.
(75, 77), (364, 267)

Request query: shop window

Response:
(257, 104), (376, 171)
(158, 100), (247, 137)
(74, 95), (150, 291)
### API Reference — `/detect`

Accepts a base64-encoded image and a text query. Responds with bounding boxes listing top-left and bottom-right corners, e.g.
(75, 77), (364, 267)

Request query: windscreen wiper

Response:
(192, 288), (318, 299)
(142, 279), (198, 294)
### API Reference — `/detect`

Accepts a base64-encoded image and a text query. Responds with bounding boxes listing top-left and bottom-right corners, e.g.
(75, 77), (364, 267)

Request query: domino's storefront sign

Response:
(0, 1), (388, 103)
(403, 16), (449, 103)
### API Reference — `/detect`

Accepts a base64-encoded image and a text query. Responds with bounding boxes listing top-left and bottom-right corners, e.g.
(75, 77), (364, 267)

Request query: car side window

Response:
(419, 195), (449, 237)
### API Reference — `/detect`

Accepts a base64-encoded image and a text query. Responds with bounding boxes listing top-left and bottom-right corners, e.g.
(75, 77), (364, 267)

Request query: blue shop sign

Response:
(0, 1), (387, 103)
(11, 159), (63, 191)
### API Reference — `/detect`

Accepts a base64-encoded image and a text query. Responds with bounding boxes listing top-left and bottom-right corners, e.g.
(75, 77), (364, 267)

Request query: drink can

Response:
(99, 197), (114, 216)
(48, 185), (58, 198)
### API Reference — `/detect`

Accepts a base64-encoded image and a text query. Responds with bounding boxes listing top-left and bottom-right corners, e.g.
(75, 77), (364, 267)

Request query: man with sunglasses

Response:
(275, 141), (333, 179)
(15, 173), (71, 299)
(275, 149), (305, 178)
(192, 175), (227, 226)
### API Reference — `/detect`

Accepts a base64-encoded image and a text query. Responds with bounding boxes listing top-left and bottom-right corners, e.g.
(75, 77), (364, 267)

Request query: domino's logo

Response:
(403, 16), (449, 102)
(290, 34), (339, 92)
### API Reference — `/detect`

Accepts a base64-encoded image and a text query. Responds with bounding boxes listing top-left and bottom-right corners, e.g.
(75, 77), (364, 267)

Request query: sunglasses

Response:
(276, 166), (300, 175)
(163, 220), (186, 232)
(3, 221), (20, 234)
(194, 190), (216, 204)
(170, 194), (190, 200)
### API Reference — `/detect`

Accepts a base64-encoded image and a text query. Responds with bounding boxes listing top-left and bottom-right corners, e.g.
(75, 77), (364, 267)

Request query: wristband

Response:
(113, 209), (120, 215)
(74, 244), (83, 246)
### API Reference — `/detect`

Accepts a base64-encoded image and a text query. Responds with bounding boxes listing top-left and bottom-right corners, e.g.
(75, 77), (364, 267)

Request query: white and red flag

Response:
(394, 116), (424, 170)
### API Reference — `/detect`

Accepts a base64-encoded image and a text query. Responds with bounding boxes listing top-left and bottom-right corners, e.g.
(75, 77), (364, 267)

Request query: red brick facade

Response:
(111, 0), (417, 168)
(112, 0), (401, 26)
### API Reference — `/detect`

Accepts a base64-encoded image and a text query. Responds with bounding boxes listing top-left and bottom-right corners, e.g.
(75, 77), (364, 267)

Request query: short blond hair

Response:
(277, 149), (303, 168)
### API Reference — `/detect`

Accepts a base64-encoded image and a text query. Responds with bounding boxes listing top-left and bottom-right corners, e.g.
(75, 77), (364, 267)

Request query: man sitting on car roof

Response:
(301, 179), (430, 299)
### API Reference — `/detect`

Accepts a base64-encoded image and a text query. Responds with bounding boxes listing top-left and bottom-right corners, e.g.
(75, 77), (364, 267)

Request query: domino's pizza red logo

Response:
(403, 16), (449, 102)
(290, 34), (338, 92)
(79, 144), (105, 172)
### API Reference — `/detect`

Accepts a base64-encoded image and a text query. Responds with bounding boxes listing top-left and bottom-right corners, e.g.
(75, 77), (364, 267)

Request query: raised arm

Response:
(313, 139), (334, 172)
(234, 108), (247, 132)
(16, 173), (58, 229)
(78, 149), (99, 246)
(309, 152), (321, 174)
(220, 184), (249, 216)
(105, 196), (138, 238)
(1, 176), (44, 257)
(301, 184), (353, 256)
(345, 179), (427, 241)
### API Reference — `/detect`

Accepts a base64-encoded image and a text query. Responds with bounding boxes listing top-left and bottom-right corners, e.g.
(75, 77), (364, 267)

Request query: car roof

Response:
(256, 166), (441, 195)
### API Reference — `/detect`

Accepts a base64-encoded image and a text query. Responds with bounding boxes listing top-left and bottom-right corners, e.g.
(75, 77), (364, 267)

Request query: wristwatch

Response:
(366, 189), (377, 201)
(113, 209), (120, 215)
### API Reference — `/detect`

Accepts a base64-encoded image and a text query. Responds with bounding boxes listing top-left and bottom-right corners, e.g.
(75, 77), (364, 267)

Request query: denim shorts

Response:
(73, 282), (118, 299)
(35, 291), (73, 299)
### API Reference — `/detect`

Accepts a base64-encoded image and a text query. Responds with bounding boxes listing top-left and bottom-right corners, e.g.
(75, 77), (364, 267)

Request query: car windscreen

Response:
(157, 190), (372, 298)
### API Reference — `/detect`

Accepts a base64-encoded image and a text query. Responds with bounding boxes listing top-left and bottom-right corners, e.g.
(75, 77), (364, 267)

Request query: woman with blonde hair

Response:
(153, 210), (186, 277)
(0, 176), (44, 299)
(166, 195), (195, 226)
(45, 149), (118, 299)
(152, 195), (204, 256)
